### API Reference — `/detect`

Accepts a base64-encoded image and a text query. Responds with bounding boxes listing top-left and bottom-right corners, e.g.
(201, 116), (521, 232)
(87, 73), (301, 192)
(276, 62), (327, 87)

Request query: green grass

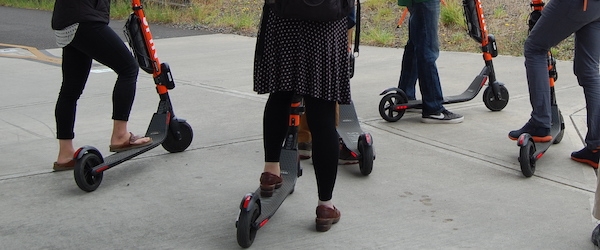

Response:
(363, 25), (396, 46)
(493, 5), (507, 19)
(440, 0), (465, 28)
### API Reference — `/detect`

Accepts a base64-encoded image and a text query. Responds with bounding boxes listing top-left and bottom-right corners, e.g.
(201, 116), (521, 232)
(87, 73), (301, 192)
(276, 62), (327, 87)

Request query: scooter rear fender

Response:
(379, 87), (403, 96)
(74, 146), (103, 162)
(517, 133), (532, 147)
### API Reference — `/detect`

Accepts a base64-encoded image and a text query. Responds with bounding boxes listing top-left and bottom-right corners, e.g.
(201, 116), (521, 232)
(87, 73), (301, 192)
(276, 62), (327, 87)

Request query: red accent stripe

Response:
(259, 219), (269, 228)
(96, 165), (109, 173)
(535, 153), (544, 160)
(242, 196), (251, 209)
(480, 76), (488, 86)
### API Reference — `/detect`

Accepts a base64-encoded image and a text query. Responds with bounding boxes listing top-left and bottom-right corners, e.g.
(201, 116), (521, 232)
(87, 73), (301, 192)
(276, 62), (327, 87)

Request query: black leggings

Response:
(55, 22), (139, 139)
(263, 91), (339, 201)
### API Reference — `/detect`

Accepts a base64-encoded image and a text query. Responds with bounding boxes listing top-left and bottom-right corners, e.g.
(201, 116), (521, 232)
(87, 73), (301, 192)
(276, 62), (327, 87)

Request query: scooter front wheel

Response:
(519, 139), (536, 178)
(74, 153), (104, 192)
(358, 134), (374, 176)
(162, 120), (193, 153)
(553, 111), (565, 144)
(236, 197), (260, 248)
(483, 85), (509, 111)
(379, 92), (407, 122)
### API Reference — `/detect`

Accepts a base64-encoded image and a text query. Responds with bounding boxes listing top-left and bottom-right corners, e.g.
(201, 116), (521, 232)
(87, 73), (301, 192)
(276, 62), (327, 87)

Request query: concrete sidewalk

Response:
(0, 33), (597, 249)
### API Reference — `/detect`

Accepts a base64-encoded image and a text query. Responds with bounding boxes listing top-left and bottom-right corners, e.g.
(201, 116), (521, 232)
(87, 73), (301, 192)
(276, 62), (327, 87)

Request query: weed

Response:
(440, 0), (465, 28)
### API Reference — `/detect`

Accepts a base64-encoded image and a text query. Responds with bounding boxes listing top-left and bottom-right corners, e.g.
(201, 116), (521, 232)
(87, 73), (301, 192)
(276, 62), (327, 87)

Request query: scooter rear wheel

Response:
(553, 111), (565, 144)
(74, 153), (104, 192)
(358, 134), (374, 176)
(483, 85), (509, 111)
(519, 139), (536, 177)
(237, 199), (260, 248)
(162, 121), (193, 153)
(379, 92), (407, 122)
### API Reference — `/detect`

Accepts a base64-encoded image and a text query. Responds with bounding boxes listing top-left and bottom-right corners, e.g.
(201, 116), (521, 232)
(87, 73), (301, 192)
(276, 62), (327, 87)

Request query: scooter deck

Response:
(254, 148), (299, 223)
(338, 101), (364, 153)
(93, 113), (169, 169)
(403, 74), (487, 108)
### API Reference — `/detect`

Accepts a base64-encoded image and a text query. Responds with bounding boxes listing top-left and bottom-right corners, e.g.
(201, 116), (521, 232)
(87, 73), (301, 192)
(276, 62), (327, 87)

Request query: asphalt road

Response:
(0, 6), (212, 50)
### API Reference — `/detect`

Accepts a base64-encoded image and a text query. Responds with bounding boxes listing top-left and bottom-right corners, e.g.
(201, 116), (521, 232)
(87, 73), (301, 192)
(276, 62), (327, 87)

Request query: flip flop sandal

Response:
(109, 132), (153, 152)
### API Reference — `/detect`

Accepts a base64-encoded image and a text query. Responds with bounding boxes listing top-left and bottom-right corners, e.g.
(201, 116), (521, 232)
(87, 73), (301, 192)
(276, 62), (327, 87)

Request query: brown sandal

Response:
(53, 159), (75, 172)
(109, 132), (152, 152)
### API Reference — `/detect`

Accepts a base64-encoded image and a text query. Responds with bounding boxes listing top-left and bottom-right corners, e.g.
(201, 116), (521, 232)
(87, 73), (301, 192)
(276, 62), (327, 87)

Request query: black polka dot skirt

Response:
(253, 8), (352, 104)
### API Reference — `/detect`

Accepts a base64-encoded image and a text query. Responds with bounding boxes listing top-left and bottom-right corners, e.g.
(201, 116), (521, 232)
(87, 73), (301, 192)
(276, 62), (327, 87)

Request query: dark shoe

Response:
(339, 144), (359, 165)
(53, 159), (75, 172)
(508, 122), (552, 142)
(571, 147), (599, 169)
(592, 224), (600, 247)
(421, 110), (464, 124)
(259, 172), (283, 197)
(298, 142), (312, 160)
(315, 205), (341, 232)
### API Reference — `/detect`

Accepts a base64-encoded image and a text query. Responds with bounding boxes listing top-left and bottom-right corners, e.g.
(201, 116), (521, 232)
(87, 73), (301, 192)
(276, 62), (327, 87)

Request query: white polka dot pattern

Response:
(254, 9), (352, 104)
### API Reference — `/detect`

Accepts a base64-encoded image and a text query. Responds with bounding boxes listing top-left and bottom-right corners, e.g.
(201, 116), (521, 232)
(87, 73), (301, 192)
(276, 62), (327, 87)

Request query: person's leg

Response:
(260, 91), (294, 195)
(398, 15), (418, 100)
(574, 20), (600, 150)
(305, 96), (340, 232)
(523, 0), (588, 129)
(55, 43), (93, 165)
(570, 11), (600, 168)
(409, 0), (444, 115)
(69, 22), (148, 147)
(305, 96), (339, 202)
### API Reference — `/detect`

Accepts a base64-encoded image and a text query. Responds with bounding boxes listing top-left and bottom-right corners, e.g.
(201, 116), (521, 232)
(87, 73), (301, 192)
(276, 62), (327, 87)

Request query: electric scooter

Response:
(72, 0), (193, 192)
(516, 0), (565, 177)
(378, 0), (509, 122)
(337, 1), (375, 176)
(236, 96), (303, 248)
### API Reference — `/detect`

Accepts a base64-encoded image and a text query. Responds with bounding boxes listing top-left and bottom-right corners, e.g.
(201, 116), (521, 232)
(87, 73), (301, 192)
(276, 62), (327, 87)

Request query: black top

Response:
(51, 0), (110, 30)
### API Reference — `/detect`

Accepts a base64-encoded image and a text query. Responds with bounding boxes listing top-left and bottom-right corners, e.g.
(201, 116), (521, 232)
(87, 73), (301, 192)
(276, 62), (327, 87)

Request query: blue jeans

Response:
(524, 0), (600, 149)
(398, 0), (444, 115)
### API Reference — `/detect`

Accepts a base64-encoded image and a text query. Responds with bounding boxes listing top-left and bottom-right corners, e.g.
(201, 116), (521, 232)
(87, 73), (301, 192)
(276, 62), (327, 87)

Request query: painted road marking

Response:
(0, 43), (61, 65)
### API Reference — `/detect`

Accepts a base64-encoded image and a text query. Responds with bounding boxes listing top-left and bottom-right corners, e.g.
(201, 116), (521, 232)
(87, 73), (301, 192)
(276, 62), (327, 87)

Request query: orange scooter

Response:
(73, 0), (193, 192)
(378, 0), (509, 122)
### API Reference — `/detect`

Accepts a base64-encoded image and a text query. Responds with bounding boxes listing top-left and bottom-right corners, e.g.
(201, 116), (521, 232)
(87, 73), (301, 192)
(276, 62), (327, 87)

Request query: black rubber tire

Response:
(74, 153), (104, 192)
(358, 137), (374, 176)
(162, 121), (193, 153)
(553, 112), (565, 144)
(236, 200), (260, 248)
(378, 92), (407, 122)
(519, 140), (536, 178)
(483, 85), (509, 111)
